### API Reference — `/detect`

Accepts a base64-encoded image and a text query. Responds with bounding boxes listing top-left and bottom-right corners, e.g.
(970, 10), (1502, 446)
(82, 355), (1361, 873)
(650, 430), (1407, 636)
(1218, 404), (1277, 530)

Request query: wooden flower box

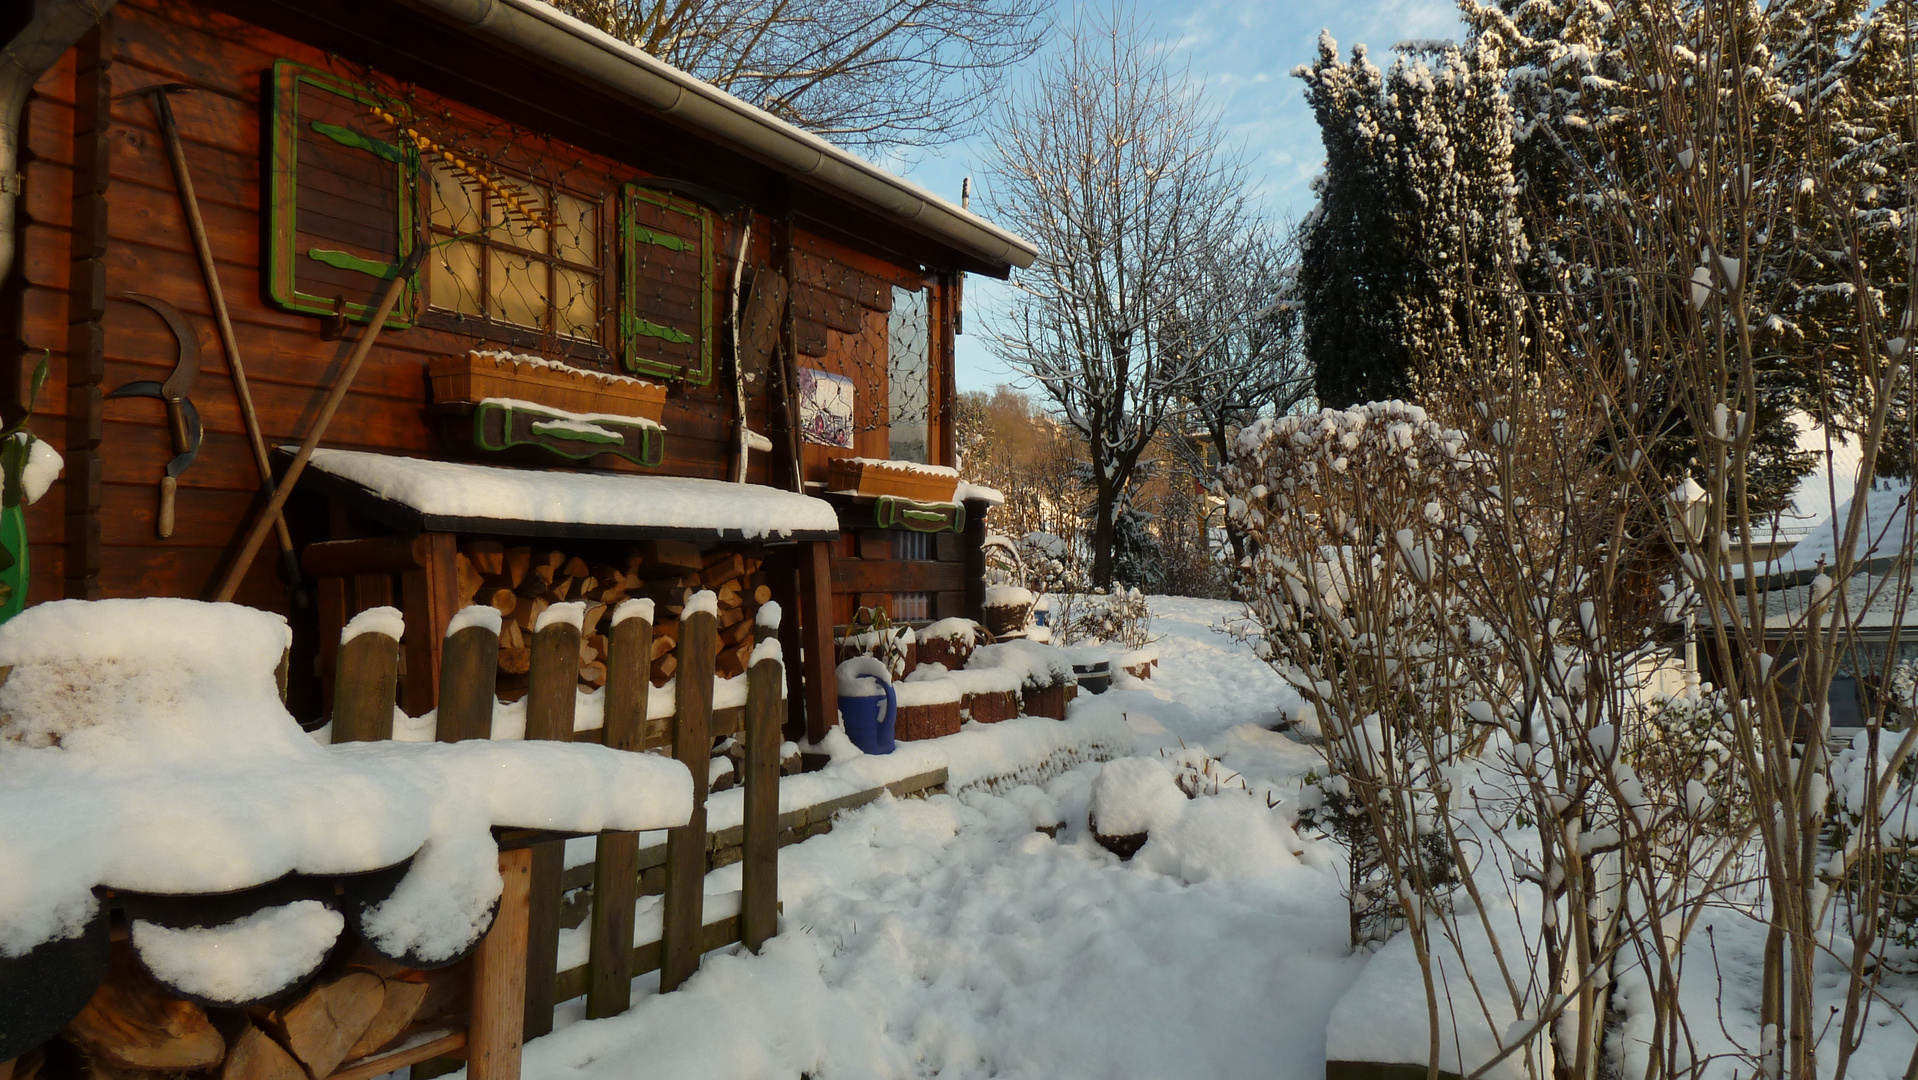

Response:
(826, 458), (960, 503)
(961, 689), (1018, 724)
(429, 350), (667, 421)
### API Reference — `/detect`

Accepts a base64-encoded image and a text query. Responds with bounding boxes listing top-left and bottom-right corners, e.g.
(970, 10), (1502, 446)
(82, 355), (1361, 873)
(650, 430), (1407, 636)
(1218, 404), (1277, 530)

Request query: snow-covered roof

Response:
(298, 448), (840, 542)
(1759, 569), (1918, 631)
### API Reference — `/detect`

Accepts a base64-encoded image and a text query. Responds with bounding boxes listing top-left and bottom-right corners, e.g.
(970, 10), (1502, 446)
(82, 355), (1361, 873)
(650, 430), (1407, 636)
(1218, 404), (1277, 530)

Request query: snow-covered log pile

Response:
(0, 599), (692, 1038)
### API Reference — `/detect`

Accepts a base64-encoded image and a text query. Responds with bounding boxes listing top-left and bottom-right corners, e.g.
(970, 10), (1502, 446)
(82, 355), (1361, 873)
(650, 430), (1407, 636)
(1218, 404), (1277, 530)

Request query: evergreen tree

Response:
(1296, 35), (1413, 407)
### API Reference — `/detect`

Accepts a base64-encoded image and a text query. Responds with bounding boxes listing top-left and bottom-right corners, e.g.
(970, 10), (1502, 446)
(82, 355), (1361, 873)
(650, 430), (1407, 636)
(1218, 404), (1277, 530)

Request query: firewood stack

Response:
(452, 538), (769, 693)
(55, 944), (439, 1080)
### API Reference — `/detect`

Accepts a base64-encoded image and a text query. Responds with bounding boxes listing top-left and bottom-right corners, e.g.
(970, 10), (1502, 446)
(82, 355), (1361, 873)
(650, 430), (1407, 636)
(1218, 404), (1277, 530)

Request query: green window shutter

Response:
(621, 185), (714, 384)
(268, 61), (420, 327)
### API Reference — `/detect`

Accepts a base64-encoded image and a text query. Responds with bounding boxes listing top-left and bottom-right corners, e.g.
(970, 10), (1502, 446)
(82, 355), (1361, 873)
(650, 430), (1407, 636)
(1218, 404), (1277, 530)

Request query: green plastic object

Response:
(0, 504), (28, 622)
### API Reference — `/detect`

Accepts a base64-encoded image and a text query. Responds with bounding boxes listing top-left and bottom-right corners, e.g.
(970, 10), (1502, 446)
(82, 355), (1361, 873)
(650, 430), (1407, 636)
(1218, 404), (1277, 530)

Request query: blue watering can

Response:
(839, 674), (897, 755)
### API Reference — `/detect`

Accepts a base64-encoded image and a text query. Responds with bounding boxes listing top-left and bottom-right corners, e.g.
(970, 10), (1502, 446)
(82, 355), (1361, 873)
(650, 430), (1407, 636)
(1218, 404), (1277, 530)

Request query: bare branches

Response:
(549, 0), (1048, 153)
(984, 6), (1265, 584)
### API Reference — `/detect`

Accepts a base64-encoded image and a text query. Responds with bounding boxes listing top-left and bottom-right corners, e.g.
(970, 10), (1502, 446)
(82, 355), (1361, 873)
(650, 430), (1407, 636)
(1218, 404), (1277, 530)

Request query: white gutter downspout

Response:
(409, 0), (1037, 273)
(1, 0), (117, 295)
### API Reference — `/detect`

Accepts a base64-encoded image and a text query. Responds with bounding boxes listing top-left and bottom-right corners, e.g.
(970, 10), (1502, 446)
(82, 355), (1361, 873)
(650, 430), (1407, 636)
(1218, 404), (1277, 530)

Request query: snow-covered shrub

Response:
(1054, 584), (1152, 649)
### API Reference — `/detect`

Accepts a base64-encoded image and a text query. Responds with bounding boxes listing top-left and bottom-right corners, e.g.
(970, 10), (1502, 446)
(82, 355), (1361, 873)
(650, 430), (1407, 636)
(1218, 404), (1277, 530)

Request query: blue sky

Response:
(890, 0), (1464, 393)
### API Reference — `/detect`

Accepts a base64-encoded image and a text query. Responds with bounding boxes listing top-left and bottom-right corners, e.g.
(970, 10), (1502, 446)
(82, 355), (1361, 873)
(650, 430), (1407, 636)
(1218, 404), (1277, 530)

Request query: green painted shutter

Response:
(267, 61), (419, 327)
(620, 185), (715, 384)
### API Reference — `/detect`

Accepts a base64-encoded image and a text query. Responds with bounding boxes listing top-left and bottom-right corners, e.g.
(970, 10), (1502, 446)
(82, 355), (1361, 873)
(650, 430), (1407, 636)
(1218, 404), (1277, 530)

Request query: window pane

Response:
(426, 162), (482, 234)
(554, 267), (599, 343)
(888, 285), (931, 462)
(489, 248), (548, 330)
(554, 192), (599, 268)
(488, 187), (550, 256)
(430, 238), (483, 318)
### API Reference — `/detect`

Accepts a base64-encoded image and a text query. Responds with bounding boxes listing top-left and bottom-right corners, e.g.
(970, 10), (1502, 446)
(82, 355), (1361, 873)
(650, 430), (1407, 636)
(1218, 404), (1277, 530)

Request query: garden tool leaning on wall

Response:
(106, 294), (199, 539)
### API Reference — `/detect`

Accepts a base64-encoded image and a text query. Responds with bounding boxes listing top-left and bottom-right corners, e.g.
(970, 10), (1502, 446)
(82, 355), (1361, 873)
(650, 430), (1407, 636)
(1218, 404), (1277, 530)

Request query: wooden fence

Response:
(329, 595), (783, 1080)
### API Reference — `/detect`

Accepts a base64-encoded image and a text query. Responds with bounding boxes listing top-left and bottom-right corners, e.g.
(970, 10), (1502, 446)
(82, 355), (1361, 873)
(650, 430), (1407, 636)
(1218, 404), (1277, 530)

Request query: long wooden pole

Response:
(146, 87), (303, 594)
(214, 249), (422, 602)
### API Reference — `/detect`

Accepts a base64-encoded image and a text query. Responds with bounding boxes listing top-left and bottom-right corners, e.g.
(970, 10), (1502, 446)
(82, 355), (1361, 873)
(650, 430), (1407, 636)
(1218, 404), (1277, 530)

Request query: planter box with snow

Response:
(826, 458), (960, 502)
(894, 678), (962, 741)
(1022, 683), (1067, 720)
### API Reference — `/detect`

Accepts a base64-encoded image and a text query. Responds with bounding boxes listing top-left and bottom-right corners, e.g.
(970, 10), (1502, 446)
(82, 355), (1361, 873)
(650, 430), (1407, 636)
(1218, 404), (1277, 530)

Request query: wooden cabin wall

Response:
(6, 0), (970, 654)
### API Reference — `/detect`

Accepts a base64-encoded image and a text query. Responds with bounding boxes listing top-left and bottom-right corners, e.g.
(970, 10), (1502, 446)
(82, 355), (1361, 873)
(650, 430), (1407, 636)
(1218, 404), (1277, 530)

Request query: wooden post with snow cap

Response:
(521, 602), (583, 1038)
(586, 598), (654, 1019)
(660, 590), (717, 992)
(436, 605), (501, 742)
(469, 845), (531, 1080)
(742, 604), (783, 951)
(331, 607), (402, 743)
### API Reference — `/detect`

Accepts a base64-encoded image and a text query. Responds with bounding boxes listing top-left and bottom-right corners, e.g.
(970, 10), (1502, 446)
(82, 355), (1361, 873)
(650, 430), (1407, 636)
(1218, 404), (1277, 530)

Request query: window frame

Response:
(417, 160), (615, 362)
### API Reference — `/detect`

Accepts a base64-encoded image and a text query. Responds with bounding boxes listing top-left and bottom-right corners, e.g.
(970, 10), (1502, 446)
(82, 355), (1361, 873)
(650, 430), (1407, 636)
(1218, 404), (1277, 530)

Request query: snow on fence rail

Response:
(0, 594), (781, 1080)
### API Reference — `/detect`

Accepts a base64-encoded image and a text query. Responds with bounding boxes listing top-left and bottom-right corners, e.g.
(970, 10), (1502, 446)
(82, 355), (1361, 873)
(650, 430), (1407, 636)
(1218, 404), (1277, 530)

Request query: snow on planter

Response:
(299, 447), (839, 539)
(1087, 757), (1185, 859)
(0, 599), (693, 966)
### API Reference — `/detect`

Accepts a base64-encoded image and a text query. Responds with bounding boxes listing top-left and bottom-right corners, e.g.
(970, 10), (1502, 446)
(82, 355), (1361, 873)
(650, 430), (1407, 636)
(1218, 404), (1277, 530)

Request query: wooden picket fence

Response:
(329, 597), (783, 1078)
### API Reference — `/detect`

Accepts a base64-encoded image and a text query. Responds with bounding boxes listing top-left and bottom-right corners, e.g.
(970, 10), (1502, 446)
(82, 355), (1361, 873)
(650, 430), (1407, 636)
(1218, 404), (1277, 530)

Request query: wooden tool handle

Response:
(158, 476), (176, 538)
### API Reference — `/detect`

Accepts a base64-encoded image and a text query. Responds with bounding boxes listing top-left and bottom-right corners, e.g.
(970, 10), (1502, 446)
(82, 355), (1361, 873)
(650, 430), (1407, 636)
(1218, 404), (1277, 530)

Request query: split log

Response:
(630, 539), (703, 577)
(499, 619), (525, 650)
(579, 661), (607, 688)
(502, 547), (532, 588)
(563, 556), (590, 579)
(653, 654), (677, 682)
(753, 584), (772, 605)
(476, 576), (517, 617)
(340, 975), (427, 1062)
(720, 619), (753, 648)
(701, 552), (745, 587)
(649, 634), (675, 662)
(498, 647), (531, 675)
(463, 541), (504, 576)
(455, 554), (483, 608)
(66, 951), (223, 1071)
(550, 578), (572, 601)
(529, 550), (565, 585)
(253, 970), (384, 1080)
(221, 1024), (302, 1080)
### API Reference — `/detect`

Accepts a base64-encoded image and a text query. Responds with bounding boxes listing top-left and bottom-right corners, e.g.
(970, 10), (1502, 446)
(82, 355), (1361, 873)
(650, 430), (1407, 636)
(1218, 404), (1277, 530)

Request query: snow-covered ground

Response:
(520, 597), (1354, 1080)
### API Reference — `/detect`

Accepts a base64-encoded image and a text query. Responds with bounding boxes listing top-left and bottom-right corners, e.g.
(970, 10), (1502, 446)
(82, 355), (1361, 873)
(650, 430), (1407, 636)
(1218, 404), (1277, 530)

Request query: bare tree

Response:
(1166, 222), (1311, 577)
(548, 0), (1049, 153)
(985, 5), (1259, 585)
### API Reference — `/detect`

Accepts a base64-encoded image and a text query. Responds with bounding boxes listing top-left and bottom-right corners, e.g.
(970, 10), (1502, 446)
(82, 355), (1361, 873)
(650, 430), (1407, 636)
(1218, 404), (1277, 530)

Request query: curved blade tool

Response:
(106, 294), (203, 537)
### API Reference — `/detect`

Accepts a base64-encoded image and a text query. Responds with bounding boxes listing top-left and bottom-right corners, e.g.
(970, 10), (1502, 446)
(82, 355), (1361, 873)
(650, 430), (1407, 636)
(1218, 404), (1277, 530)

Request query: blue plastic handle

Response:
(879, 678), (897, 727)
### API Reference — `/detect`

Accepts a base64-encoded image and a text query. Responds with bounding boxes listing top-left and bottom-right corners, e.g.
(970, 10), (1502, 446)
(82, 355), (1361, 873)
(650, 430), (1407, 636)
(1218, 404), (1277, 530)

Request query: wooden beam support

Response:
(63, 22), (110, 601)
(963, 498), (989, 626)
(830, 558), (965, 594)
(660, 603), (716, 993)
(797, 540), (837, 745)
(468, 846), (531, 1080)
(742, 642), (782, 951)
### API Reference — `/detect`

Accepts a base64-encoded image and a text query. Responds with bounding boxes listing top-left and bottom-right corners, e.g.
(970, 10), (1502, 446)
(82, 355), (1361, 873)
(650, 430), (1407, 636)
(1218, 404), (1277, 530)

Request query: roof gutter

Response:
(1, 0), (117, 298)
(407, 0), (1037, 273)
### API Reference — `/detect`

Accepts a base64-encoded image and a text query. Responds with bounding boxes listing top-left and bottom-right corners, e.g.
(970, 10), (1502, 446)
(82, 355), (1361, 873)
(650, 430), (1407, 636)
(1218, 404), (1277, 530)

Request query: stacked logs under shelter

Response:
(452, 539), (770, 695)
(36, 942), (455, 1080)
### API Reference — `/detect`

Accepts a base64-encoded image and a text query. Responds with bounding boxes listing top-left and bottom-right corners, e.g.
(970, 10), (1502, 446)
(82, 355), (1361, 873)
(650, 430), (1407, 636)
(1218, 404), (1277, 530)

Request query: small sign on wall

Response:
(798, 367), (855, 448)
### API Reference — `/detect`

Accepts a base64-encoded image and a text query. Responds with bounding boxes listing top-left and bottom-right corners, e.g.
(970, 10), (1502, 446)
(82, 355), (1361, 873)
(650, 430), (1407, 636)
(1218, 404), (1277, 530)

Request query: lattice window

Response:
(423, 161), (604, 346)
(888, 285), (932, 462)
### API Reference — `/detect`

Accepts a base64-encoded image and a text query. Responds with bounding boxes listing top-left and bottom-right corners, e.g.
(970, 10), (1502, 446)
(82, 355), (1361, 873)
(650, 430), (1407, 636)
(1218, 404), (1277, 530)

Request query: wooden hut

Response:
(0, 0), (1036, 742)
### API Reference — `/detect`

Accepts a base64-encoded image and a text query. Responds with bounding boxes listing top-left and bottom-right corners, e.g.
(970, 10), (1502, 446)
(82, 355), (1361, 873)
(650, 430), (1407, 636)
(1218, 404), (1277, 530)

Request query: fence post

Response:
(332, 608), (401, 743)
(437, 606), (500, 742)
(521, 605), (582, 1038)
(741, 614), (782, 952)
(661, 594), (716, 993)
(468, 845), (531, 1080)
(586, 601), (653, 1019)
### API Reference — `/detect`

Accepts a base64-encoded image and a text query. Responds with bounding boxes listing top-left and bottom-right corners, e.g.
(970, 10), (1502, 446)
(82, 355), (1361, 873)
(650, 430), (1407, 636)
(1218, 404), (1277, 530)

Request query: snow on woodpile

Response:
(0, 599), (693, 962)
(301, 448), (839, 538)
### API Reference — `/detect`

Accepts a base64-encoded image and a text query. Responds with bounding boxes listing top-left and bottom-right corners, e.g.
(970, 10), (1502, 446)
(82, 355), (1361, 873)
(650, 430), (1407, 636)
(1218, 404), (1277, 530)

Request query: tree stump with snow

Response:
(1087, 758), (1186, 861)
